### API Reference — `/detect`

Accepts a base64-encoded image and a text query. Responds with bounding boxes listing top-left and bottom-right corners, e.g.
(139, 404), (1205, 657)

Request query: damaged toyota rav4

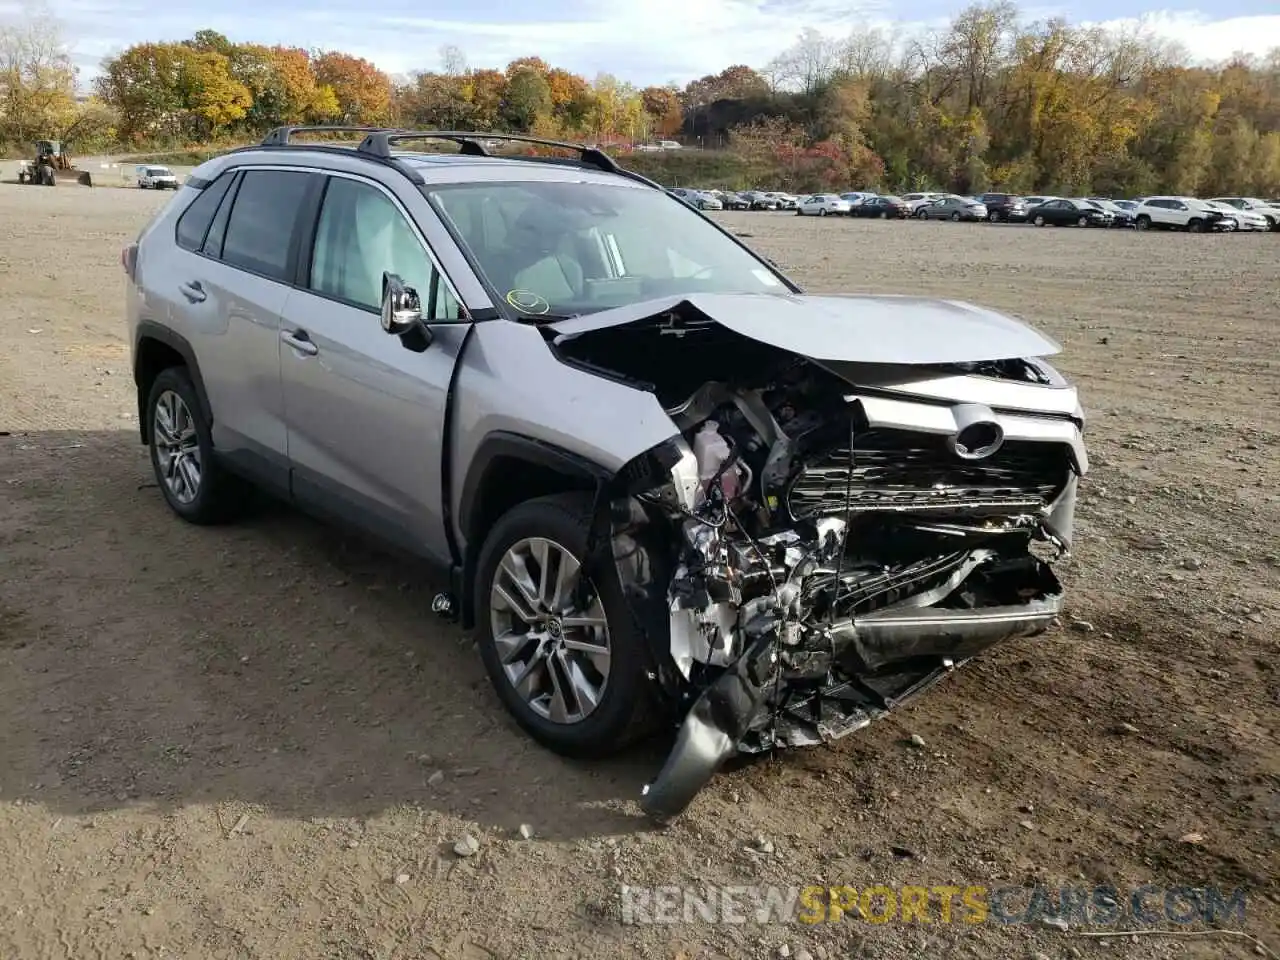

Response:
(125, 129), (1088, 822)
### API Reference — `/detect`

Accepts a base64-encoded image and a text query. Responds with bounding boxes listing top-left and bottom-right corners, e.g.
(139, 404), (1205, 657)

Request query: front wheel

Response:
(818, 208), (828, 216)
(1187, 218), (1204, 233)
(1034, 215), (1046, 226)
(1136, 215), (1151, 231)
(916, 209), (928, 219)
(1077, 215), (1088, 227)
(950, 212), (961, 221)
(988, 210), (1000, 222)
(474, 492), (661, 758)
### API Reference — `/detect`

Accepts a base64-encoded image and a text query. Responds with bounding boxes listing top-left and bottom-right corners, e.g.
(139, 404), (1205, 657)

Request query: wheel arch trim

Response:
(133, 321), (213, 444)
(456, 431), (615, 629)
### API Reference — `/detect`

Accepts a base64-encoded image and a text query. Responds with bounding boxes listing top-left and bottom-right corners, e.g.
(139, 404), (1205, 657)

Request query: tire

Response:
(818, 208), (827, 216)
(1187, 218), (1203, 233)
(1034, 215), (1046, 227)
(916, 208), (928, 219)
(879, 210), (888, 219)
(1077, 215), (1088, 227)
(988, 210), (1000, 222)
(474, 492), (660, 758)
(1136, 215), (1151, 231)
(950, 212), (961, 221)
(145, 366), (246, 525)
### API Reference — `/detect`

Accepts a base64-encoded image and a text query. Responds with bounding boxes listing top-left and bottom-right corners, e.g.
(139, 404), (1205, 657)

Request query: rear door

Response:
(164, 167), (320, 491)
(278, 172), (471, 565)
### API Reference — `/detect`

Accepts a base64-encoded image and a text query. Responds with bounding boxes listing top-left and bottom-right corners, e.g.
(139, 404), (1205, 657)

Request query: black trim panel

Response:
(456, 432), (614, 628)
(458, 432), (614, 543)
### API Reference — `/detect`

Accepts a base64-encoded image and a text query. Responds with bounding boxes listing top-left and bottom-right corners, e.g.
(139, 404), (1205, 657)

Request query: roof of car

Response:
(199, 144), (651, 190)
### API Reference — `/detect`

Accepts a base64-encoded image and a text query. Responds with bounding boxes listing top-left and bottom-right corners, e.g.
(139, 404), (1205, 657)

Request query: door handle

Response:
(281, 329), (318, 356)
(179, 280), (206, 303)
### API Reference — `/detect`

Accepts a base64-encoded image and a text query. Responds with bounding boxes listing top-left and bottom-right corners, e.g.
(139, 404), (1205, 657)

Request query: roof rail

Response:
(356, 130), (622, 174)
(261, 125), (401, 147)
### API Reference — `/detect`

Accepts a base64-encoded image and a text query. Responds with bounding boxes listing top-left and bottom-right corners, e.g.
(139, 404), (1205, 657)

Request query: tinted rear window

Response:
(221, 170), (315, 281)
(175, 172), (235, 252)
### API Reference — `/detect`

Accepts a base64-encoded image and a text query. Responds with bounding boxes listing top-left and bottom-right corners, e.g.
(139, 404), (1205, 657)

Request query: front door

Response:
(279, 173), (470, 565)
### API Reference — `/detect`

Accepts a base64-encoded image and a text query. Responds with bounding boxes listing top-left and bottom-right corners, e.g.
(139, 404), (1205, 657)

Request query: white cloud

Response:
(27, 0), (1280, 89)
(1087, 11), (1280, 61)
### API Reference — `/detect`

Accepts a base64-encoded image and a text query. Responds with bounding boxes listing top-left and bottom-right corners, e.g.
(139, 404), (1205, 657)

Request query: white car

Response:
(1133, 196), (1230, 232)
(796, 194), (851, 216)
(1202, 200), (1265, 231)
(1208, 197), (1280, 232)
(136, 164), (180, 189)
(900, 191), (945, 211)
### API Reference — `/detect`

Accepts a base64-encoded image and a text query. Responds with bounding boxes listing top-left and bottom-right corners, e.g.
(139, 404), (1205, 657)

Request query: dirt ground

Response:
(1, 184), (1276, 960)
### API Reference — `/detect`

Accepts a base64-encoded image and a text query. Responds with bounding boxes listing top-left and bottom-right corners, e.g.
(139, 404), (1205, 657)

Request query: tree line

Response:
(3, 1), (1278, 196)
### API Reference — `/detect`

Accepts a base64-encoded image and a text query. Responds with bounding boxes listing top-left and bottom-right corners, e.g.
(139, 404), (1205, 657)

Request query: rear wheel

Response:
(474, 492), (661, 758)
(818, 208), (828, 216)
(146, 367), (246, 524)
(879, 210), (888, 219)
(988, 210), (1000, 222)
(950, 212), (961, 221)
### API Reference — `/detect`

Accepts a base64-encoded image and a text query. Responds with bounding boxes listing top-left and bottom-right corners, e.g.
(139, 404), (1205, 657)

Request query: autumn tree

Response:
(502, 64), (551, 130)
(0, 0), (78, 145)
(681, 64), (769, 110)
(641, 85), (682, 136)
(312, 50), (392, 124)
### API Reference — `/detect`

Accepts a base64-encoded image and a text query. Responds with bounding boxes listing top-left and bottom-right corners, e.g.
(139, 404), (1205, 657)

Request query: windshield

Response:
(427, 180), (788, 318)
(147, 167), (170, 176)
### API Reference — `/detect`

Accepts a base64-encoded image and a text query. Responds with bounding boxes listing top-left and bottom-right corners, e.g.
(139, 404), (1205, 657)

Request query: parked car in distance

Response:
(1202, 200), (1263, 231)
(1021, 196), (1058, 211)
(797, 194), (852, 216)
(849, 195), (910, 219)
(716, 191), (751, 210)
(1208, 197), (1280, 232)
(740, 190), (779, 211)
(1071, 199), (1116, 227)
(1027, 198), (1111, 228)
(767, 192), (799, 210)
(136, 164), (180, 189)
(1133, 196), (1228, 232)
(1089, 198), (1135, 226)
(978, 193), (1028, 222)
(900, 191), (945, 211)
(840, 191), (876, 208)
(915, 195), (988, 221)
(669, 187), (722, 211)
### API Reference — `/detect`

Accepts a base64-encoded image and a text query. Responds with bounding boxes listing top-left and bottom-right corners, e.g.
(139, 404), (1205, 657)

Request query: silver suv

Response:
(124, 126), (1088, 821)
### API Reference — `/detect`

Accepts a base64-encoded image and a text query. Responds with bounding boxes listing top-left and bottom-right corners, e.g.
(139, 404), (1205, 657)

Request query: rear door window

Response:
(220, 169), (317, 282)
(175, 171), (236, 252)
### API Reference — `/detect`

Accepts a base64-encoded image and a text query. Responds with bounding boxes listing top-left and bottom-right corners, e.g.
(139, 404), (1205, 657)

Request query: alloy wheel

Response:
(489, 536), (611, 724)
(152, 389), (202, 504)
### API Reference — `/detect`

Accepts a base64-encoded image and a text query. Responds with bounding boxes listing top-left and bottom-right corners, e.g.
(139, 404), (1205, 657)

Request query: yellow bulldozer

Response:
(17, 140), (93, 187)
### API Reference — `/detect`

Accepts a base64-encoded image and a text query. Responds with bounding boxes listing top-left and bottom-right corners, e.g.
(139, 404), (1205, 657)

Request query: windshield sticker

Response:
(505, 290), (550, 314)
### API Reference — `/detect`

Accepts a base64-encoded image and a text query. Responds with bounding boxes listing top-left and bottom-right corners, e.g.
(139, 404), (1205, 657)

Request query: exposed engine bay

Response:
(548, 302), (1087, 822)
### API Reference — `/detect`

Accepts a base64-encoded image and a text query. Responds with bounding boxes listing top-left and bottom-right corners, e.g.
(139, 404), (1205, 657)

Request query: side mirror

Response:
(380, 272), (422, 336)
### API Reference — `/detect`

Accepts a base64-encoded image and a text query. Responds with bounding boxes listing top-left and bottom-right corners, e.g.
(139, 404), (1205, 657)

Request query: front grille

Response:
(786, 428), (1071, 519)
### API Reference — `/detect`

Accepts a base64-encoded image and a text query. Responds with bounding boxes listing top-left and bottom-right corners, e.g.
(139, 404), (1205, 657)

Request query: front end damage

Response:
(549, 297), (1088, 822)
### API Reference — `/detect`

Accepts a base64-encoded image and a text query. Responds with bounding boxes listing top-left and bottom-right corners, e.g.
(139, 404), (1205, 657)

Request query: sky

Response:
(12, 0), (1280, 90)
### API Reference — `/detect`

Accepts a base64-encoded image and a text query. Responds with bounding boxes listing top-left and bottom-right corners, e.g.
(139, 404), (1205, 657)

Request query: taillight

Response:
(122, 243), (137, 282)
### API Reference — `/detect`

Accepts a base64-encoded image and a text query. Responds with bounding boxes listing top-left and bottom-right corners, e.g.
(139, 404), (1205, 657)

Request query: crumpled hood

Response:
(547, 292), (1061, 365)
